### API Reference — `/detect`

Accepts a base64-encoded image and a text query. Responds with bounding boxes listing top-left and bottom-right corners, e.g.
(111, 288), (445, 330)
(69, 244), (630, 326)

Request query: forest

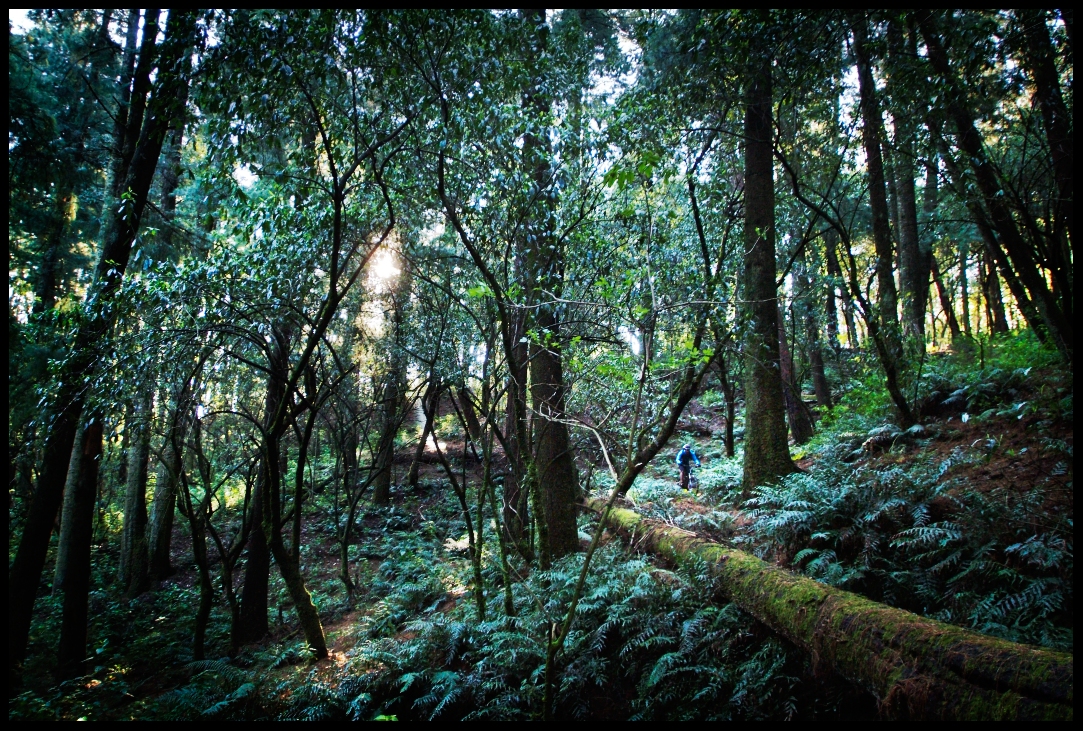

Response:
(7, 8), (1073, 721)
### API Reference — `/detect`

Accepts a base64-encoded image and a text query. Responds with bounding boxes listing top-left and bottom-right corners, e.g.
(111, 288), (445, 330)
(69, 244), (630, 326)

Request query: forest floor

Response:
(10, 342), (1073, 721)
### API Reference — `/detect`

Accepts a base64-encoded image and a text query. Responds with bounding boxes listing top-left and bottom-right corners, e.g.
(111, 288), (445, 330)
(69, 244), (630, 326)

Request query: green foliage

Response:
(330, 546), (812, 720)
(740, 447), (1072, 650)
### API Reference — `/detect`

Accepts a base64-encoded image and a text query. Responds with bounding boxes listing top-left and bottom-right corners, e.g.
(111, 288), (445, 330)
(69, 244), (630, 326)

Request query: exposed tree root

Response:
(586, 498), (1073, 721)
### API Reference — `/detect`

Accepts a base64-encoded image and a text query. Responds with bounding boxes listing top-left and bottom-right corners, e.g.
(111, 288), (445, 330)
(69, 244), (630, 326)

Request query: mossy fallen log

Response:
(586, 498), (1073, 721)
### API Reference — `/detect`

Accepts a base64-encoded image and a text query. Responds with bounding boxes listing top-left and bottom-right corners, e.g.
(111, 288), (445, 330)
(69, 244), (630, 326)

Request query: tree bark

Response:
(982, 253), (1010, 333)
(779, 306), (815, 444)
(741, 49), (796, 492)
(120, 393), (151, 596)
(522, 8), (579, 560)
(888, 20), (928, 338)
(825, 232), (857, 348)
(54, 418), (102, 678)
(931, 254), (962, 340)
(372, 252), (410, 506)
(589, 499), (1073, 721)
(851, 15), (904, 362)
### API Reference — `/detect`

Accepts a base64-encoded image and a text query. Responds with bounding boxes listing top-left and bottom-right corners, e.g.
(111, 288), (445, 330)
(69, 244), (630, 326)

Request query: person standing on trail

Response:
(675, 444), (701, 491)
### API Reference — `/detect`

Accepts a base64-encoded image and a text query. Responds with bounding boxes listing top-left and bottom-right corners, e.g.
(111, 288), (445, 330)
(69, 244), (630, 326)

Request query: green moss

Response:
(590, 498), (1074, 721)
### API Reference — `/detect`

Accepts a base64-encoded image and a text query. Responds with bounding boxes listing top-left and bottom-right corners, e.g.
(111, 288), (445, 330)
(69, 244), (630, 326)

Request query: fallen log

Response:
(586, 498), (1073, 721)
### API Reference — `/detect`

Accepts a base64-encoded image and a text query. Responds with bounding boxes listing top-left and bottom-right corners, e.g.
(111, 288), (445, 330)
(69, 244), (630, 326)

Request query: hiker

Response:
(675, 443), (701, 491)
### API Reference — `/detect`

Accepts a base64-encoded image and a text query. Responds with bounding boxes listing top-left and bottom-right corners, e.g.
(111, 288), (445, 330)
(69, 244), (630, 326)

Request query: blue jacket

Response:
(675, 447), (701, 468)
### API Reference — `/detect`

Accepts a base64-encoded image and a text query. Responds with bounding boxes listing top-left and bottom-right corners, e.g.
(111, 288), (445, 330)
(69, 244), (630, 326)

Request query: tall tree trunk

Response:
(149, 401), (188, 579)
(931, 254), (962, 340)
(7, 10), (197, 672)
(407, 378), (437, 488)
(852, 15), (904, 360)
(825, 233), (857, 348)
(34, 180), (77, 315)
(54, 418), (102, 678)
(121, 393), (151, 596)
(238, 330), (292, 645)
(522, 8), (579, 560)
(717, 351), (738, 458)
(888, 20), (927, 338)
(740, 49), (796, 492)
(503, 307), (530, 552)
(372, 251), (410, 506)
(237, 465), (270, 643)
(959, 247), (972, 337)
(983, 253), (1010, 333)
(778, 306), (815, 445)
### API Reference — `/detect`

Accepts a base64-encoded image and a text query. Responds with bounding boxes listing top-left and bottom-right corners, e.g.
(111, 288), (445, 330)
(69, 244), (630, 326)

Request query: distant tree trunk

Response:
(779, 306), (815, 445)
(457, 385), (483, 442)
(852, 14), (915, 426)
(982, 253), (1010, 333)
(825, 234), (857, 348)
(740, 50), (796, 492)
(717, 351), (738, 458)
(522, 8), (579, 561)
(34, 179), (77, 315)
(796, 254), (832, 410)
(372, 252), (410, 506)
(120, 393), (151, 596)
(959, 247), (972, 337)
(823, 232), (842, 353)
(931, 254), (962, 340)
(149, 399), (188, 580)
(54, 418), (103, 678)
(851, 15), (903, 355)
(407, 377), (438, 488)
(503, 307), (530, 552)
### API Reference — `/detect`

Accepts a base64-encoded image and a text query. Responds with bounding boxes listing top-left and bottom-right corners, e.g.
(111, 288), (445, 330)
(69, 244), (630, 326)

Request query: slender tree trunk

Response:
(889, 20), (927, 338)
(457, 386), (482, 442)
(503, 307), (530, 552)
(716, 351), (738, 458)
(741, 49), (796, 492)
(239, 337), (291, 645)
(983, 253), (1010, 333)
(34, 180), (77, 315)
(149, 405), (187, 579)
(852, 15), (904, 360)
(238, 465), (270, 643)
(959, 247), (972, 337)
(55, 418), (102, 678)
(778, 306), (815, 445)
(121, 393), (151, 596)
(931, 254), (962, 339)
(825, 233), (857, 348)
(407, 378), (437, 488)
(372, 252), (410, 506)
